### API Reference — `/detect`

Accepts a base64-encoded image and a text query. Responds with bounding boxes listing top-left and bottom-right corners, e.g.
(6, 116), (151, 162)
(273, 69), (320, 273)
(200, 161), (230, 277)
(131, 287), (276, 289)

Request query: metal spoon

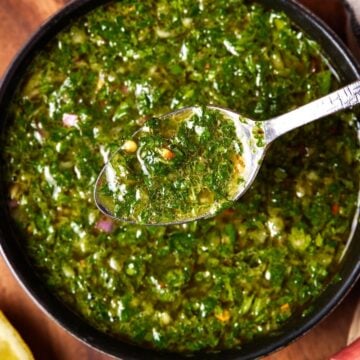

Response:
(94, 80), (360, 225)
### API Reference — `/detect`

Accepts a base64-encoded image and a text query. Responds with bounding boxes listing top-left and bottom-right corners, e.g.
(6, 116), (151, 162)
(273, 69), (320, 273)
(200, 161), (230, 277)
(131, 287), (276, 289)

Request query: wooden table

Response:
(0, 1), (359, 359)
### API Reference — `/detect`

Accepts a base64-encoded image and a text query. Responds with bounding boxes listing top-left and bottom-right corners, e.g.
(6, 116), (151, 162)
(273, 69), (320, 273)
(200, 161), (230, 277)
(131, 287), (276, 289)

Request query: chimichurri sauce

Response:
(97, 107), (244, 224)
(3, 0), (360, 354)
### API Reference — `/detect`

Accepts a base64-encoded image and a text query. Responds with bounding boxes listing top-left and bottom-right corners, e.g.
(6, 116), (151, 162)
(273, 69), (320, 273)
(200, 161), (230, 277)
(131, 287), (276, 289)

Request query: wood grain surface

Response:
(0, 1), (359, 359)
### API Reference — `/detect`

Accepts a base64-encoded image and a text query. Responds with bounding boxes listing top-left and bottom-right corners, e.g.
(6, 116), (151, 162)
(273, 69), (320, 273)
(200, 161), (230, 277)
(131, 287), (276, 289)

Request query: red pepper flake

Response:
(223, 208), (235, 215)
(160, 148), (175, 160)
(120, 85), (129, 94)
(331, 203), (340, 215)
(215, 309), (231, 322)
(280, 303), (290, 313)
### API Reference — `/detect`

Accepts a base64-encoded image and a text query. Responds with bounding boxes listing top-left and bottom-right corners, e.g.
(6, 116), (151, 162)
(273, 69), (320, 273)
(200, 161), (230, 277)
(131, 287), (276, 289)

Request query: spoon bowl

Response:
(95, 80), (360, 225)
(94, 105), (266, 225)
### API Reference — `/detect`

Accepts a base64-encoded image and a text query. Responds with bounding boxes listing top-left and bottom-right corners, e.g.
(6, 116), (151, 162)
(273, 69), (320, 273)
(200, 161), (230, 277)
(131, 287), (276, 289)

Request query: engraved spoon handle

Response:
(264, 80), (360, 143)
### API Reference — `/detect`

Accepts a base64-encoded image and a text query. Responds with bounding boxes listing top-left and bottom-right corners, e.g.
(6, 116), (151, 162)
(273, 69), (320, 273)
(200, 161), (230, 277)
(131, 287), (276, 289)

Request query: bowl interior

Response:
(0, 1), (359, 359)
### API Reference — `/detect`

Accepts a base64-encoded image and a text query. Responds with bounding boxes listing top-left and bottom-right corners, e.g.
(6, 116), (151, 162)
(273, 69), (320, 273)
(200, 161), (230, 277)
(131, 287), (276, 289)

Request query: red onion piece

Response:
(8, 199), (19, 209)
(95, 218), (114, 233)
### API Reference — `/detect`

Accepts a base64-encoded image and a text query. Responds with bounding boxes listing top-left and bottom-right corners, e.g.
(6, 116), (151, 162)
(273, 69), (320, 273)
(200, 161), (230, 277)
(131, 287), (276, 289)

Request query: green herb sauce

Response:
(4, 0), (360, 354)
(98, 107), (244, 224)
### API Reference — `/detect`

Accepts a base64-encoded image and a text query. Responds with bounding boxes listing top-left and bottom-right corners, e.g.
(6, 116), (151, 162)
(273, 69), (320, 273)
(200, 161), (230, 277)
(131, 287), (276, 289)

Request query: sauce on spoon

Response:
(94, 106), (265, 225)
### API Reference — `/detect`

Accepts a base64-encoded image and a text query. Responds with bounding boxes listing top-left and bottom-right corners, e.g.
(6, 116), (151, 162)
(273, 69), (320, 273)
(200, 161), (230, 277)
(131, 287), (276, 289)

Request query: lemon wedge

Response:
(0, 311), (34, 360)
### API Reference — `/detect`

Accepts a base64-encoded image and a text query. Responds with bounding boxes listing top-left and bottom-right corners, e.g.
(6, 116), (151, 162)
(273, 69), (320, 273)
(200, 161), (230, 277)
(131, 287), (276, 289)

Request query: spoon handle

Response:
(264, 80), (360, 143)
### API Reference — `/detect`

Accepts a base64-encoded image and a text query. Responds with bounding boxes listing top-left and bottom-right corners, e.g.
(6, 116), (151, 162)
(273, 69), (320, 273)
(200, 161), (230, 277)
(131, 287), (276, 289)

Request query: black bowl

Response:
(0, 0), (359, 359)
